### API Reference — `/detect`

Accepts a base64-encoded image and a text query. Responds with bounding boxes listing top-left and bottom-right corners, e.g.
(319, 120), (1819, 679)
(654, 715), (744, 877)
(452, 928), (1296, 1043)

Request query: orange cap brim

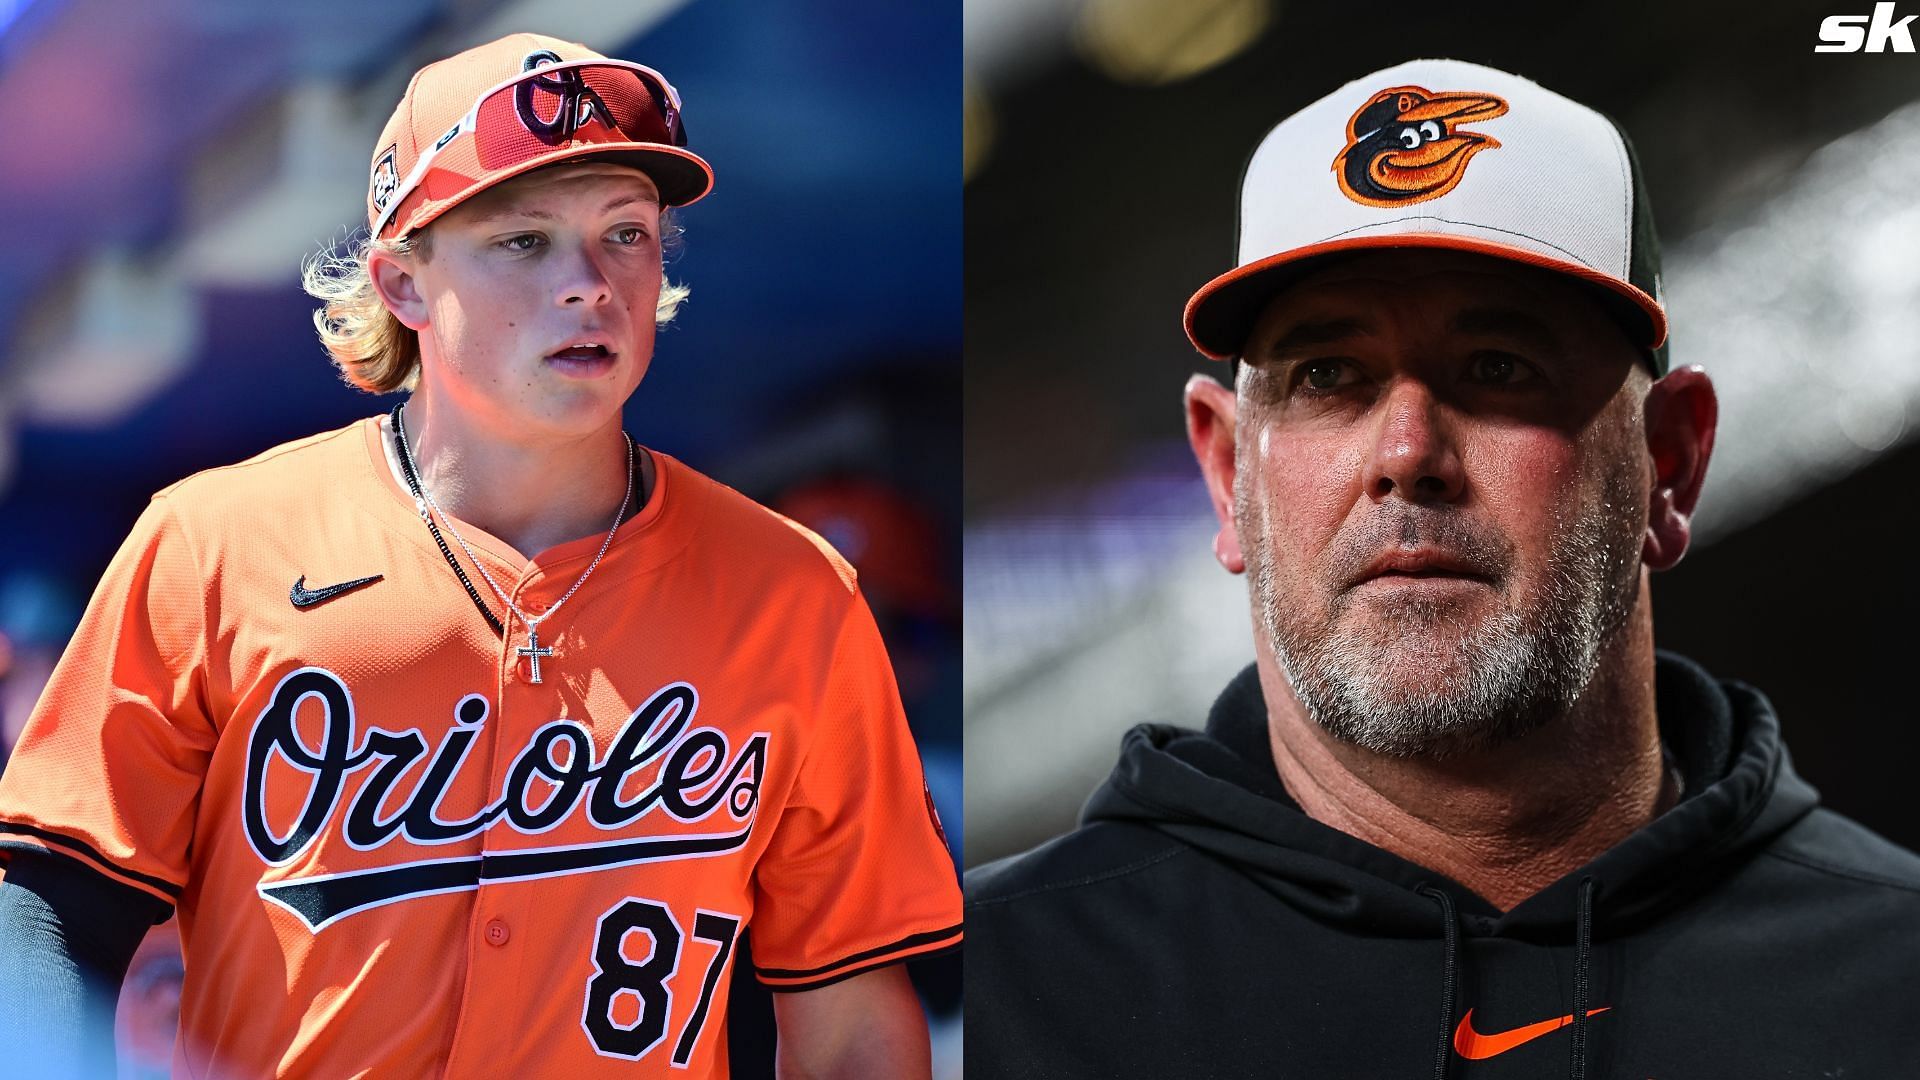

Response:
(385, 142), (714, 241)
(1182, 233), (1668, 361)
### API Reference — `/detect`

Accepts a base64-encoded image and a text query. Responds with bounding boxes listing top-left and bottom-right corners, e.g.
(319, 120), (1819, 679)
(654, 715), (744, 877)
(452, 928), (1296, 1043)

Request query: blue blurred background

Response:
(0, 0), (960, 1075)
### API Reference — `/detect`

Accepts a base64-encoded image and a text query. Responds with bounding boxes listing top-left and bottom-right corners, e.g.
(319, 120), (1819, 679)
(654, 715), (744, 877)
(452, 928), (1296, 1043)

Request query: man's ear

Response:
(1642, 364), (1717, 571)
(1185, 373), (1245, 574)
(368, 247), (431, 332)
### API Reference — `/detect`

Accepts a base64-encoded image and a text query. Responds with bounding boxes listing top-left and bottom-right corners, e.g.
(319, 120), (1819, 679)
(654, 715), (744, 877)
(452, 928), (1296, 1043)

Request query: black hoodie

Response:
(965, 652), (1920, 1078)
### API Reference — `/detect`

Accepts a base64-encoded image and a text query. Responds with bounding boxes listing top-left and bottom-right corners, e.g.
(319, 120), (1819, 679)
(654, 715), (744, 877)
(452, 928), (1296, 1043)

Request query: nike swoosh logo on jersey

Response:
(1453, 1006), (1612, 1059)
(289, 574), (384, 608)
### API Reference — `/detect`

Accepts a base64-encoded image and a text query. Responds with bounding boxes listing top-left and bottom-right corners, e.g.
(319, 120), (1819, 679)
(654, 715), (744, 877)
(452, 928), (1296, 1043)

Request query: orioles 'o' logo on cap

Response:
(1331, 85), (1509, 208)
(516, 49), (617, 147)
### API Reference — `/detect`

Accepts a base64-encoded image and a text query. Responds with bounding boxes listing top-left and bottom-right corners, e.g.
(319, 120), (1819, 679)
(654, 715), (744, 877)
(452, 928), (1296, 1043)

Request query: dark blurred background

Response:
(0, 0), (960, 1075)
(964, 0), (1920, 867)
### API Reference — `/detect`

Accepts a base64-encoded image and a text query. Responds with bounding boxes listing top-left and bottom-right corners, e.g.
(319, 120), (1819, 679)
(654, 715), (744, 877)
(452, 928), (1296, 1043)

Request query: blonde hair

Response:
(301, 211), (690, 394)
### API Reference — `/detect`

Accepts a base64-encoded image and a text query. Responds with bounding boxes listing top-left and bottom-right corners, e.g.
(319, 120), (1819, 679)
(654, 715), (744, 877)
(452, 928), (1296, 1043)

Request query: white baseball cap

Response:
(1183, 58), (1669, 373)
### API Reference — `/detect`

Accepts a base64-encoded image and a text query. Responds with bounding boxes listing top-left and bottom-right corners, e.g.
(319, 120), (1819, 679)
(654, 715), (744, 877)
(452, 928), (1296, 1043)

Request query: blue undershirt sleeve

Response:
(0, 850), (171, 1079)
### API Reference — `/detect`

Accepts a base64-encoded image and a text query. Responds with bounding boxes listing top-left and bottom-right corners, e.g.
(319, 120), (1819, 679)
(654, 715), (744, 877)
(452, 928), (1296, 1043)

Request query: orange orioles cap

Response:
(1185, 58), (1670, 374)
(367, 32), (713, 241)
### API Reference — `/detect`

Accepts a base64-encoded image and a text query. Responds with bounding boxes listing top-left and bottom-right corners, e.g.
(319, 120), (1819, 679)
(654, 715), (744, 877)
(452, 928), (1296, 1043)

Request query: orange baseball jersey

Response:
(0, 416), (961, 1078)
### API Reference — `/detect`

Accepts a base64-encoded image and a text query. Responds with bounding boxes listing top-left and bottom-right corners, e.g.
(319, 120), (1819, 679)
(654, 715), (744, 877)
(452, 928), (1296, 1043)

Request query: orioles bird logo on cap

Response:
(1332, 85), (1509, 207)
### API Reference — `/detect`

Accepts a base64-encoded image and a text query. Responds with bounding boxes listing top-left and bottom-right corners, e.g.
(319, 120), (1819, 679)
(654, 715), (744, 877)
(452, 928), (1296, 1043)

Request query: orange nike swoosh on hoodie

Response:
(1453, 1006), (1612, 1059)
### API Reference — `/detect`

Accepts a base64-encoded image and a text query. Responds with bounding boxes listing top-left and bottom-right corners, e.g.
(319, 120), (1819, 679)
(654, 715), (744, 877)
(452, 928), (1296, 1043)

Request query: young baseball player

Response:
(0, 33), (959, 1078)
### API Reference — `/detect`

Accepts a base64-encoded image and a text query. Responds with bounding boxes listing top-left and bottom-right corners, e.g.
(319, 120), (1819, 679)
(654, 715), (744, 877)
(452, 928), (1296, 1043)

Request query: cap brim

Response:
(560, 145), (714, 208)
(1183, 234), (1668, 361)
(396, 141), (715, 238)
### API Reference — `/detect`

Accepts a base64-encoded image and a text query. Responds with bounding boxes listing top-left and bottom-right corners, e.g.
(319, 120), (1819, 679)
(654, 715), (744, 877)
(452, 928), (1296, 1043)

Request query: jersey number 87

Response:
(582, 896), (743, 1064)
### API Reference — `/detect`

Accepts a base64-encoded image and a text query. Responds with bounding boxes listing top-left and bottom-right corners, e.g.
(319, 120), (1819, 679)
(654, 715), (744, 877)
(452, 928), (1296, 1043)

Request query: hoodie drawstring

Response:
(1570, 875), (1597, 1080)
(1417, 877), (1599, 1080)
(1416, 884), (1460, 1080)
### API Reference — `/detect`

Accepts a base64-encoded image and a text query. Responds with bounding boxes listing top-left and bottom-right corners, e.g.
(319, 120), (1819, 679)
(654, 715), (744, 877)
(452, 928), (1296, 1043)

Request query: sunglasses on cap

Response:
(372, 57), (690, 239)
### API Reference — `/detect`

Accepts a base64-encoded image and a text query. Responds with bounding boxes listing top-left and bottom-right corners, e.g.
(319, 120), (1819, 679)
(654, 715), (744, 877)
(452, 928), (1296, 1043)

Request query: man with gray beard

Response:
(1244, 377), (1647, 763)
(966, 58), (1920, 1080)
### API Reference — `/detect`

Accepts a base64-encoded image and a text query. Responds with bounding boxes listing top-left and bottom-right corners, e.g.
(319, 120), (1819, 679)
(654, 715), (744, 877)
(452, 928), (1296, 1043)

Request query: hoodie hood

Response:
(1082, 650), (1820, 940)
(966, 651), (1920, 1080)
(1081, 651), (1823, 1078)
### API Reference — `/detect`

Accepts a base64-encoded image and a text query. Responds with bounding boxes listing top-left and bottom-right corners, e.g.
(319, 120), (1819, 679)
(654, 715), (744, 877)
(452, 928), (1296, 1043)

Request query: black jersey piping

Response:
(753, 922), (964, 980)
(0, 824), (184, 900)
(758, 937), (963, 993)
(389, 403), (506, 638)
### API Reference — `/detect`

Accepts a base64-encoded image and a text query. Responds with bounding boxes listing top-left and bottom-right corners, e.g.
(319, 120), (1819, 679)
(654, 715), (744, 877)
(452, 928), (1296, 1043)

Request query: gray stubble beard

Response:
(1243, 467), (1643, 760)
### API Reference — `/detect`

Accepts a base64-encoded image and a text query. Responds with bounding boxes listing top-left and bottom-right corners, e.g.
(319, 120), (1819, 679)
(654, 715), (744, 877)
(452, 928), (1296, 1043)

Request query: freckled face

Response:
(409, 163), (665, 441)
(1233, 249), (1650, 756)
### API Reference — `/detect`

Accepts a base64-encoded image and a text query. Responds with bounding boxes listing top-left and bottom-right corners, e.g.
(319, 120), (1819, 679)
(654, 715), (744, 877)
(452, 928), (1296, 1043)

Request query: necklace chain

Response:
(393, 402), (634, 637)
(388, 403), (504, 637)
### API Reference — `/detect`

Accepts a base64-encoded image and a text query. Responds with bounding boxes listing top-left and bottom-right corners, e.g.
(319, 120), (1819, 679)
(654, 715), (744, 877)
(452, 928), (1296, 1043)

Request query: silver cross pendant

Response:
(517, 624), (555, 684)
